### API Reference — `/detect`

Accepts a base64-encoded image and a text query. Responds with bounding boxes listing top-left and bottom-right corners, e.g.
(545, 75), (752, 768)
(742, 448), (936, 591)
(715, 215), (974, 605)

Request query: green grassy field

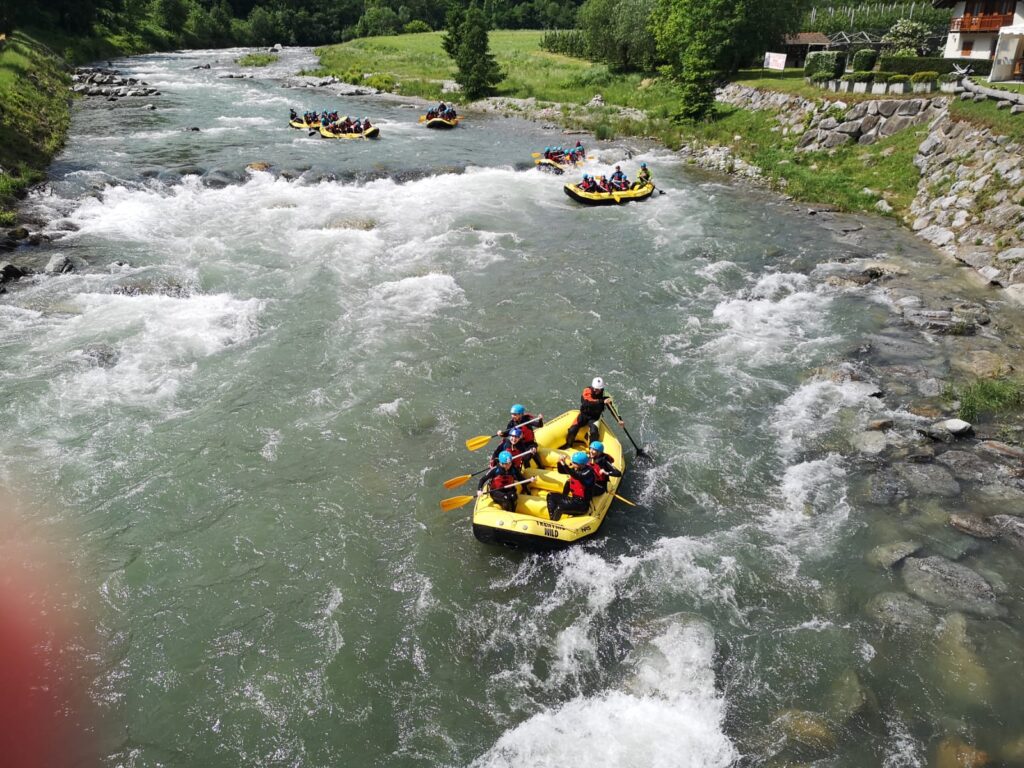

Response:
(0, 32), (71, 226)
(316, 31), (685, 110)
(950, 97), (1024, 144)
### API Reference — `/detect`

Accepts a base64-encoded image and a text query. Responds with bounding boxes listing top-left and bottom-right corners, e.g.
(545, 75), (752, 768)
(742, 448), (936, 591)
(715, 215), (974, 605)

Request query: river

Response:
(3, 46), (1023, 767)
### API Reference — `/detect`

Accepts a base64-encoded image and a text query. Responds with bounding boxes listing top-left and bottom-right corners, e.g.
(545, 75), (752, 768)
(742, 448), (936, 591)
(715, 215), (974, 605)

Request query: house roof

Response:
(783, 32), (831, 46)
(932, 0), (958, 7)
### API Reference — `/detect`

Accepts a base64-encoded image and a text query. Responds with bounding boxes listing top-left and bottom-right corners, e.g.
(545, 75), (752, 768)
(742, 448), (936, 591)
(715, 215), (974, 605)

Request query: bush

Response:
(365, 73), (396, 92)
(879, 56), (992, 76)
(947, 379), (1024, 422)
(840, 73), (857, 82)
(849, 70), (873, 83)
(804, 50), (846, 79)
(402, 20), (431, 33)
(872, 72), (891, 83)
(887, 74), (910, 84)
(852, 48), (877, 71)
(910, 70), (938, 84)
(893, 47), (918, 57)
(541, 29), (587, 57)
(940, 72), (961, 83)
(810, 72), (832, 83)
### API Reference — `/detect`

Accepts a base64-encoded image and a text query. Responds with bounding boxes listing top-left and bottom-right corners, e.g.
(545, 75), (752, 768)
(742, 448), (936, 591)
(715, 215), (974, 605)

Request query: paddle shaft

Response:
(443, 450), (534, 488)
(607, 402), (648, 457)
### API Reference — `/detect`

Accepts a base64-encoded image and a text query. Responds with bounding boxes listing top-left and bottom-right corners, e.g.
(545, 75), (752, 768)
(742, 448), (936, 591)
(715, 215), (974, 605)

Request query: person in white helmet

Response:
(560, 376), (623, 449)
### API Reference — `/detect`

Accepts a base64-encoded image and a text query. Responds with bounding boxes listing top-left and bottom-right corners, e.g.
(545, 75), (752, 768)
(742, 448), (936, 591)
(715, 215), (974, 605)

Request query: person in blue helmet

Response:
(578, 174), (597, 192)
(547, 451), (597, 521)
(491, 427), (528, 469)
(587, 440), (621, 496)
(608, 164), (629, 191)
(478, 450), (528, 511)
(496, 404), (544, 468)
(635, 162), (651, 188)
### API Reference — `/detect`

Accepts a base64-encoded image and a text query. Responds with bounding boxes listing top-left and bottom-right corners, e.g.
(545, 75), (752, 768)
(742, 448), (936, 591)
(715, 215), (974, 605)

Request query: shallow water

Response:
(4, 47), (1024, 767)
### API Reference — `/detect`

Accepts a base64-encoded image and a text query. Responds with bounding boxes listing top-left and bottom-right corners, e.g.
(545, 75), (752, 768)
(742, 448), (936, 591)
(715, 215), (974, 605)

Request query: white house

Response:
(935, 0), (1024, 80)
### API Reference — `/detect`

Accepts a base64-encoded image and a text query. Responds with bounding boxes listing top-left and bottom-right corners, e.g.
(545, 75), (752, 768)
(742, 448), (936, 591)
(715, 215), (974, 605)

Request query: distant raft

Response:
(425, 116), (459, 129)
(289, 119), (315, 129)
(472, 410), (625, 550)
(563, 182), (655, 206)
(319, 125), (380, 139)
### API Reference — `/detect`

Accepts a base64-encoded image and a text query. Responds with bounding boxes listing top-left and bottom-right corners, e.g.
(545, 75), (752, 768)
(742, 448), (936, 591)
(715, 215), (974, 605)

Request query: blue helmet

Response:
(590, 441), (604, 452)
(498, 451), (513, 464)
(510, 404), (526, 415)
(641, 162), (647, 168)
(572, 451), (588, 465)
(545, 146), (551, 152)
(509, 427), (522, 439)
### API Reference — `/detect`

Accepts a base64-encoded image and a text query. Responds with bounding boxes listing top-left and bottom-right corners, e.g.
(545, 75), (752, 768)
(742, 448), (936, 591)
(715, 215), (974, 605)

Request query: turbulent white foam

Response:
(359, 273), (465, 326)
(215, 115), (274, 126)
(473, 618), (736, 768)
(773, 378), (885, 461)
(761, 455), (851, 553)
(705, 272), (836, 368)
(41, 291), (262, 411)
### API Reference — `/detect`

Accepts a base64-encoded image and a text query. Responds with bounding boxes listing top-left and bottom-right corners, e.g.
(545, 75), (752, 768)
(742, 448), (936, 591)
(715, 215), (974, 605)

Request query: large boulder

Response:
(895, 462), (961, 497)
(865, 591), (935, 634)
(866, 540), (921, 569)
(902, 556), (1004, 617)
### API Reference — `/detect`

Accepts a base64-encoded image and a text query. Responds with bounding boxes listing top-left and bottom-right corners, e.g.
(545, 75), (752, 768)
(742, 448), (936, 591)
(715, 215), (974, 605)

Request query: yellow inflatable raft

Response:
(425, 116), (460, 129)
(563, 182), (655, 206)
(319, 125), (380, 139)
(472, 410), (626, 549)
(289, 119), (315, 129)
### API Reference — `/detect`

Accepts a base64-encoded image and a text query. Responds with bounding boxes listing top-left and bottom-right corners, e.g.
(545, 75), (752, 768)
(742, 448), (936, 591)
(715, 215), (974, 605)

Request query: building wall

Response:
(944, 31), (1001, 57)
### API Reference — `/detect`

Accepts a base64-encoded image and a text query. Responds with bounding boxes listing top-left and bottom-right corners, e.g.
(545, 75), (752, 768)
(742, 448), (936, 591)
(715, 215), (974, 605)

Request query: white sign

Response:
(763, 52), (787, 71)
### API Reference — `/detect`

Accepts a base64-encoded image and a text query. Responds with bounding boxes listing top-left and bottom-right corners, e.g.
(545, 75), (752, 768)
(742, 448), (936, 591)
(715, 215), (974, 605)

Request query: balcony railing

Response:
(950, 13), (1015, 32)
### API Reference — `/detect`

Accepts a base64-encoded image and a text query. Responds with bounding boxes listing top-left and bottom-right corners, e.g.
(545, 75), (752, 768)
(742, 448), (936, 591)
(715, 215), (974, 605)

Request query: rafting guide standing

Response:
(561, 376), (623, 449)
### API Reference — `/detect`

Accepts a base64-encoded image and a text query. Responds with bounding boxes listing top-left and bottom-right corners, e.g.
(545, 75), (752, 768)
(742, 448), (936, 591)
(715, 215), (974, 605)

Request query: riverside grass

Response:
(237, 52), (279, 67)
(944, 379), (1024, 422)
(0, 32), (71, 226)
(315, 32), (927, 218)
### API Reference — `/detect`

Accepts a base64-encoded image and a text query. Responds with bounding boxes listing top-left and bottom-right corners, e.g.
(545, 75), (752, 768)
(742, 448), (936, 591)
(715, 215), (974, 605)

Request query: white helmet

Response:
(592, 376), (605, 389)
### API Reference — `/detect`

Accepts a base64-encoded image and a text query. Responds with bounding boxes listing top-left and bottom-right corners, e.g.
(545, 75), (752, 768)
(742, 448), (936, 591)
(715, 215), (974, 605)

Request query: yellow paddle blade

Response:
(531, 152), (541, 158)
(613, 493), (637, 507)
(443, 474), (471, 489)
(465, 434), (492, 451)
(440, 494), (474, 512)
(418, 115), (426, 122)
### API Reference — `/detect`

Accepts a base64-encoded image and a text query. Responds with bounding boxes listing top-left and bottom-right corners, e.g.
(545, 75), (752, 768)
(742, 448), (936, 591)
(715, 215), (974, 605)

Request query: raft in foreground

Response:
(563, 182), (655, 206)
(472, 410), (625, 550)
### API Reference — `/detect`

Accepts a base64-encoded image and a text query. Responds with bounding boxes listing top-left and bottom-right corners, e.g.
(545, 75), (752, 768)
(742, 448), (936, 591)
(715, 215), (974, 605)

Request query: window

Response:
(963, 38), (974, 56)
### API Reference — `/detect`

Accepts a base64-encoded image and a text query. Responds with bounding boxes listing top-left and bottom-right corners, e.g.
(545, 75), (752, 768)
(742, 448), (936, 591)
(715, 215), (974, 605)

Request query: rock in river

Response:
(865, 591), (935, 634)
(902, 556), (1004, 617)
(866, 540), (921, 568)
(937, 450), (1004, 483)
(895, 463), (961, 497)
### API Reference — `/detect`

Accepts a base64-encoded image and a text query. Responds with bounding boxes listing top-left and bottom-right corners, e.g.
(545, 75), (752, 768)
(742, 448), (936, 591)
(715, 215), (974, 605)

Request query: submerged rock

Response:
(902, 556), (1003, 617)
(772, 709), (836, 754)
(865, 592), (935, 634)
(937, 450), (1003, 482)
(991, 515), (1024, 549)
(935, 737), (990, 768)
(895, 463), (961, 497)
(869, 469), (908, 505)
(825, 669), (872, 723)
(949, 513), (1000, 539)
(45, 254), (75, 274)
(866, 540), (921, 568)
(935, 613), (992, 706)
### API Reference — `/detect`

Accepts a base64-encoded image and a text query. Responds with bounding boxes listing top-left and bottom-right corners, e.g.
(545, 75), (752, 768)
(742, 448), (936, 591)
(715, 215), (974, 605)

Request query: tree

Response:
(356, 4), (401, 37)
(579, 0), (658, 72)
(652, 0), (807, 120)
(441, 2), (465, 58)
(882, 19), (932, 56)
(156, 0), (190, 34)
(453, 3), (502, 99)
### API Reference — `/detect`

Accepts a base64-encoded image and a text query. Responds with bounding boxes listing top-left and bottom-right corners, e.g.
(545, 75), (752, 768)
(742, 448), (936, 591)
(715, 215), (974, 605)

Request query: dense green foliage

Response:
(0, 32), (70, 225)
(802, 2), (951, 35)
(879, 55), (992, 76)
(851, 48), (876, 71)
(804, 50), (846, 79)
(578, 0), (658, 72)
(539, 28), (586, 56)
(881, 18), (932, 55)
(236, 51), (278, 65)
(653, 0), (809, 120)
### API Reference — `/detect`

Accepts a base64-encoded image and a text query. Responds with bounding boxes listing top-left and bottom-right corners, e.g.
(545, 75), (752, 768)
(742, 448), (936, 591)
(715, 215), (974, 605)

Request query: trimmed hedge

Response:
(810, 72), (832, 83)
(852, 49), (878, 72)
(910, 70), (939, 84)
(805, 50), (846, 79)
(888, 74), (910, 84)
(879, 56), (992, 76)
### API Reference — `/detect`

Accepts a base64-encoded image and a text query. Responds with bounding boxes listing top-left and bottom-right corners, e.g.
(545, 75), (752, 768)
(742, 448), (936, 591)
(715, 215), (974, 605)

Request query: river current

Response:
(3, 47), (1023, 767)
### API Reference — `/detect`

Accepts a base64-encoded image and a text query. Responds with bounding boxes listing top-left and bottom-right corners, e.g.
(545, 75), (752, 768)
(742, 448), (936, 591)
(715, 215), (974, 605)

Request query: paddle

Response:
(464, 415), (543, 451)
(440, 477), (535, 512)
(607, 402), (649, 458)
(443, 450), (532, 489)
(418, 115), (426, 123)
(613, 493), (637, 507)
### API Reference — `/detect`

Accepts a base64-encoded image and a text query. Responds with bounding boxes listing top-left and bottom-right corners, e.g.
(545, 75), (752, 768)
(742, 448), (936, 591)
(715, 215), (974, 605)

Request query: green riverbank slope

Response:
(0, 32), (71, 226)
(314, 32), (1010, 221)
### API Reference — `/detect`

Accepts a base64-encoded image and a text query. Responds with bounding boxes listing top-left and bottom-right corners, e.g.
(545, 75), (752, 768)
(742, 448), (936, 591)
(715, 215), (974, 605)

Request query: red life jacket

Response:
(490, 469), (519, 491)
(513, 418), (536, 444)
(565, 465), (595, 499)
(590, 461), (608, 484)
